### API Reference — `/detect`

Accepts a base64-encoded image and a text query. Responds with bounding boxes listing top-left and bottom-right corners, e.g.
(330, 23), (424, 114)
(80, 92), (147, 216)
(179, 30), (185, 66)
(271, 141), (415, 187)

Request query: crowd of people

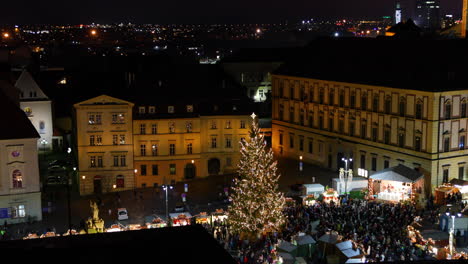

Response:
(203, 197), (441, 263)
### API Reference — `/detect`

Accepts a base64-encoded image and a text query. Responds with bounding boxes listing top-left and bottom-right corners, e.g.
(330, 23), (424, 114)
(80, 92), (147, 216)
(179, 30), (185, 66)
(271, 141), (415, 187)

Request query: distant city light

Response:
(334, 32), (339, 37)
(256, 28), (261, 33)
(90, 30), (97, 36)
(3, 32), (9, 38)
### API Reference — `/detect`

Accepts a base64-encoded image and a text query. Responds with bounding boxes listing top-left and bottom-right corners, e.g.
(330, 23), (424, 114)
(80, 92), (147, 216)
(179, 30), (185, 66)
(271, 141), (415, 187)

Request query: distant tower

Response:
(395, 1), (403, 24)
(463, 0), (467, 38)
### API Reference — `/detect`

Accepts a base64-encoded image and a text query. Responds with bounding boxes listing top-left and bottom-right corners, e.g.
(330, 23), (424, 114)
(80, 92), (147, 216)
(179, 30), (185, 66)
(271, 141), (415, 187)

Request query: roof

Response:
(277, 240), (297, 253)
(336, 240), (361, 258)
(0, 89), (39, 140)
(273, 38), (468, 92)
(370, 164), (424, 183)
(0, 225), (236, 263)
(318, 233), (340, 244)
(296, 235), (316, 245)
(14, 70), (49, 100)
(449, 178), (468, 186)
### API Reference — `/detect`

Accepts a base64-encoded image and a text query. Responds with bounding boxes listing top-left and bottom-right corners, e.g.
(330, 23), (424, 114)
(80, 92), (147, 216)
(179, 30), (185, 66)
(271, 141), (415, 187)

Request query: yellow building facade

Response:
(271, 75), (468, 194)
(75, 95), (251, 195)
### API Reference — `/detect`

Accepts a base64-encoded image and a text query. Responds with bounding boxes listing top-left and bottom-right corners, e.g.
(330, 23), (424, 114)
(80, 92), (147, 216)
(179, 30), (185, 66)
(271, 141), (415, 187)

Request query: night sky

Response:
(0, 0), (463, 24)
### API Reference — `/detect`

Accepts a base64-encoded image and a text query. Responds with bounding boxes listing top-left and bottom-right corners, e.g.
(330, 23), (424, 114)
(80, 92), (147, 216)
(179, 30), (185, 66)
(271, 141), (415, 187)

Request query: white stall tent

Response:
(332, 177), (368, 195)
(336, 240), (361, 259)
(277, 239), (298, 253)
(303, 184), (325, 196)
(278, 252), (295, 264)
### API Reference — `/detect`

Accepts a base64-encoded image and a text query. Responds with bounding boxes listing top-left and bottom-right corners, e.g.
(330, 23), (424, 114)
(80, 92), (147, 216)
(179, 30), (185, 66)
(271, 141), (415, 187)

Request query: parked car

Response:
(174, 202), (185, 212)
(117, 208), (129, 220)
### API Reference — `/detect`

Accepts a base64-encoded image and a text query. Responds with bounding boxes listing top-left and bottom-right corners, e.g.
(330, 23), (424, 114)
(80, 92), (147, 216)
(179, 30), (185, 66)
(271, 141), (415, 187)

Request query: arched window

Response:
(361, 93), (367, 110)
(399, 97), (406, 117)
(373, 94), (379, 112)
(116, 175), (125, 188)
(329, 89), (335, 105)
(445, 100), (452, 119)
(461, 99), (467, 118)
(415, 100), (423, 119)
(385, 96), (392, 114)
(12, 169), (22, 188)
(398, 128), (405, 148)
(415, 135), (422, 152)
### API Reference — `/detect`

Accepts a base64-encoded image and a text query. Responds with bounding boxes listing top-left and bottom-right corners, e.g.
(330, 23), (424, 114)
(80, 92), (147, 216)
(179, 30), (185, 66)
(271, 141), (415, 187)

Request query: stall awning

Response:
(370, 164), (423, 183)
(449, 178), (468, 186)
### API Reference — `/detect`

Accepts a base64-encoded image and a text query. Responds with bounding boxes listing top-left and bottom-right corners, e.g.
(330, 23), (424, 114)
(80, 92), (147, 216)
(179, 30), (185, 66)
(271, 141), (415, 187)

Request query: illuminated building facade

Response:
(75, 95), (252, 195)
(271, 74), (468, 193)
(414, 0), (441, 30)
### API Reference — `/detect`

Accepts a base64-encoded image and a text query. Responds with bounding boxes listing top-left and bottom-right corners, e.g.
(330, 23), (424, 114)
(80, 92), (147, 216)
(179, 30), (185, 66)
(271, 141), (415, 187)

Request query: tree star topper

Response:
(251, 112), (256, 120)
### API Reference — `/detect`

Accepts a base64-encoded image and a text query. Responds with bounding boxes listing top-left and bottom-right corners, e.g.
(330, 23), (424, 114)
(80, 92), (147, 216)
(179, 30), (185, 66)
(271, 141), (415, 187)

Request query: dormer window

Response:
(168, 106), (174, 113)
(186, 105), (193, 113)
(149, 106), (155, 114)
(139, 107), (146, 114)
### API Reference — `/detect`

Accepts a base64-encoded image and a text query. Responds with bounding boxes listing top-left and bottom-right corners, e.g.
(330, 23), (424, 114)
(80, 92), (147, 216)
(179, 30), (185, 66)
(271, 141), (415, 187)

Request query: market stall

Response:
(369, 164), (424, 203)
(169, 212), (192, 226)
(302, 194), (317, 206)
(195, 212), (211, 224)
(435, 185), (459, 205)
(322, 188), (339, 204)
(332, 177), (368, 195)
(211, 209), (228, 225)
(450, 179), (468, 201)
(302, 184), (325, 197)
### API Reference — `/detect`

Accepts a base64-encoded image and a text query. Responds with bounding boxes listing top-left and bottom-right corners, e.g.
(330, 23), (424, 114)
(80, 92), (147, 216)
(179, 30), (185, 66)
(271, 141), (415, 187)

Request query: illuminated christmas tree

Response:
(228, 113), (286, 240)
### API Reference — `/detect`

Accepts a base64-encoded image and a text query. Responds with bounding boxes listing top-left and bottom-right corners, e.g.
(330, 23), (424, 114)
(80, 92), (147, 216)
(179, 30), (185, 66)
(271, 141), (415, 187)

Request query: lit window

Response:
(186, 105), (193, 112)
(170, 164), (176, 175)
(211, 121), (217, 129)
(140, 124), (146, 134)
(211, 137), (217, 148)
(169, 122), (175, 133)
(152, 124), (157, 134)
(120, 135), (125, 144)
(149, 106), (155, 114)
(139, 106), (146, 114)
(12, 169), (23, 188)
(168, 106), (174, 113)
(169, 144), (176, 155)
(152, 144), (158, 156)
(140, 144), (146, 156)
(240, 120), (246, 129)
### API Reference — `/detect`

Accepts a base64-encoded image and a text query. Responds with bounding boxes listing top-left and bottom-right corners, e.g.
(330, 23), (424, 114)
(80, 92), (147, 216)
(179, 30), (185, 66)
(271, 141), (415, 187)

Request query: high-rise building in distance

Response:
(414, 0), (441, 30)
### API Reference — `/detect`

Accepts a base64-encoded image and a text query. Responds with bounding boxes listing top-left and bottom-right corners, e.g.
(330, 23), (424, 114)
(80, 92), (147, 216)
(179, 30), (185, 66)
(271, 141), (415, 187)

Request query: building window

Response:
(120, 135), (125, 144)
(152, 124), (157, 134)
(116, 175), (125, 188)
(187, 143), (193, 154)
(168, 143), (175, 155)
(445, 101), (452, 119)
(384, 129), (390, 144)
(360, 155), (366, 169)
(169, 122), (175, 133)
(350, 92), (355, 108)
(361, 93), (367, 110)
(309, 113), (314, 128)
(300, 110), (304, 126)
(168, 106), (174, 113)
(240, 120), (246, 129)
(96, 135), (102, 145)
(211, 137), (217, 148)
(308, 140), (313, 154)
(373, 94), (379, 112)
(399, 97), (406, 117)
(319, 116), (324, 130)
(186, 121), (193, 133)
(152, 165), (159, 176)
(329, 89), (334, 105)
(372, 127), (378, 142)
(140, 124), (146, 134)
(338, 119), (344, 134)
(140, 144), (146, 156)
(90, 156), (96, 167)
(339, 90), (344, 107)
(141, 165), (147, 176)
(152, 144), (158, 156)
(113, 156), (119, 167)
(384, 159), (390, 169)
(444, 137), (450, 152)
(226, 138), (232, 148)
(443, 168), (449, 183)
(187, 105), (193, 112)
(371, 157), (377, 171)
(12, 169), (23, 188)
(385, 96), (391, 114)
(226, 157), (232, 167)
(329, 117), (334, 132)
(289, 134), (294, 149)
(97, 156), (103, 167)
(88, 114), (95, 125)
(349, 121), (355, 137)
(415, 136), (421, 151)
(225, 120), (231, 129)
(290, 86), (295, 99)
(170, 164), (176, 175)
(139, 106), (146, 114)
(211, 121), (217, 129)
(460, 135), (466, 149)
(120, 155), (126, 166)
(111, 135), (117, 145)
(416, 101), (423, 119)
(279, 133), (283, 145)
(319, 89), (324, 104)
(10, 205), (26, 218)
(90, 135), (95, 146)
(462, 101), (467, 118)
(361, 123), (367, 139)
(299, 137), (304, 151)
(112, 113), (125, 124)
(398, 133), (405, 148)
(290, 107), (295, 123)
(149, 106), (155, 114)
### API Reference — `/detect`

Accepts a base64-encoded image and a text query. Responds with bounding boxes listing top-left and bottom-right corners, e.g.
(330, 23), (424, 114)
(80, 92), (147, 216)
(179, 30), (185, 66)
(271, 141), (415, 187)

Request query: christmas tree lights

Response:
(227, 113), (286, 240)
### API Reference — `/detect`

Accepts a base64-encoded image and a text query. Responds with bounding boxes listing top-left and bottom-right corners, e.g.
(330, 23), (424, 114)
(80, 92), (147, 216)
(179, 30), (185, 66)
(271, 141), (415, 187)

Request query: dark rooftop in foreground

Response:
(0, 225), (236, 263)
(274, 38), (468, 92)
(0, 90), (39, 141)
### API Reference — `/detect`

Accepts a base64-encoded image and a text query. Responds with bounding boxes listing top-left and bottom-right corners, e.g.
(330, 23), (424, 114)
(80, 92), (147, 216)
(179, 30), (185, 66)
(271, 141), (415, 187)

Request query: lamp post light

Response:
(40, 139), (48, 162)
(299, 156), (303, 178)
(162, 184), (173, 226)
(134, 169), (138, 191)
(340, 157), (353, 198)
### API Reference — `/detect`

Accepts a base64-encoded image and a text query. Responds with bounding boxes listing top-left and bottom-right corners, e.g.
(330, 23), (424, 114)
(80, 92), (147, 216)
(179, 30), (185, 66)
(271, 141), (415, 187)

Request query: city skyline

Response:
(0, 0), (463, 24)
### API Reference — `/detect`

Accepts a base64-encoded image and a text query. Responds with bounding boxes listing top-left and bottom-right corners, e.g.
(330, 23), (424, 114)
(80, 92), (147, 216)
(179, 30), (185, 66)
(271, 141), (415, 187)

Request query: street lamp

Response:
(162, 184), (173, 226)
(299, 156), (303, 178)
(340, 157), (353, 197)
